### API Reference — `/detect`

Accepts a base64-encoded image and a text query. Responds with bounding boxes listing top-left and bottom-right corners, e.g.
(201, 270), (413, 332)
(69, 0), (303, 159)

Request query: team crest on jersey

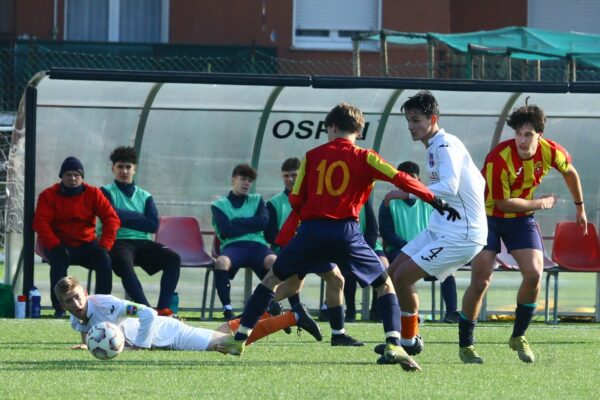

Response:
(429, 171), (439, 181)
(125, 304), (138, 316)
(534, 161), (543, 175)
(428, 152), (435, 167)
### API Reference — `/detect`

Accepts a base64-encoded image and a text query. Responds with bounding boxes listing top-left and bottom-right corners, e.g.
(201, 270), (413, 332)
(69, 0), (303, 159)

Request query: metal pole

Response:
(507, 55), (512, 80)
(379, 31), (388, 77)
(570, 58), (577, 82)
(23, 86), (37, 295)
(466, 50), (472, 79)
(428, 39), (435, 78)
(536, 59), (541, 81)
(480, 55), (485, 79)
(352, 38), (361, 77)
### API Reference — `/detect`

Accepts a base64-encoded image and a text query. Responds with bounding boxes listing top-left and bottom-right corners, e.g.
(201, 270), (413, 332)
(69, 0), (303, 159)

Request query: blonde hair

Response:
(54, 276), (83, 302)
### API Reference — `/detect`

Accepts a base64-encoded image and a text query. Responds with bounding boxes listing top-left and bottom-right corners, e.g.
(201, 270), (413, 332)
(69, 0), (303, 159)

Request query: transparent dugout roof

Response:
(9, 72), (600, 256)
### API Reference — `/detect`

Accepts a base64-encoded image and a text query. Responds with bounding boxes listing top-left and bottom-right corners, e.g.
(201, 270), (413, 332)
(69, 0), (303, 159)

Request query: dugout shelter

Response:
(3, 69), (600, 318)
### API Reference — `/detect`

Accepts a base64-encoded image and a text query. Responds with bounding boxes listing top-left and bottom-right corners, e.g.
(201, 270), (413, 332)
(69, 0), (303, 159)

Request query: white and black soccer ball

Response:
(86, 322), (125, 360)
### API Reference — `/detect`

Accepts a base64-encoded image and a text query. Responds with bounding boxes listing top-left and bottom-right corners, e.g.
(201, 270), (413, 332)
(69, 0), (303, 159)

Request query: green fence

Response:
(4, 40), (600, 113)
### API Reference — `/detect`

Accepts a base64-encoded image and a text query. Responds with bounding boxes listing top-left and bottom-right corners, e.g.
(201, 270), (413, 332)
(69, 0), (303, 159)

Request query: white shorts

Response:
(174, 324), (215, 351)
(402, 230), (483, 281)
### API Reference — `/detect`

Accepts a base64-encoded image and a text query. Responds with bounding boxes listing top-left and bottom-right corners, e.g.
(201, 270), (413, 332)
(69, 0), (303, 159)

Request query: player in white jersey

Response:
(378, 91), (487, 358)
(55, 276), (304, 352)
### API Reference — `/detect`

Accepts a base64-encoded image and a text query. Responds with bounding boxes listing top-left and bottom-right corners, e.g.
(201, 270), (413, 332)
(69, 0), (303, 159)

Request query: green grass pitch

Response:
(2, 318), (600, 399)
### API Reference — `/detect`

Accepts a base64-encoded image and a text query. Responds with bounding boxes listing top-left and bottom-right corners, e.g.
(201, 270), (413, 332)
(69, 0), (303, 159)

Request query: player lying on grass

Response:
(55, 276), (319, 352)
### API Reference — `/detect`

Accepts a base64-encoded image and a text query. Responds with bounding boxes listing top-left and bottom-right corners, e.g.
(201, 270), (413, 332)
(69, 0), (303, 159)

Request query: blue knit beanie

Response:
(59, 156), (84, 178)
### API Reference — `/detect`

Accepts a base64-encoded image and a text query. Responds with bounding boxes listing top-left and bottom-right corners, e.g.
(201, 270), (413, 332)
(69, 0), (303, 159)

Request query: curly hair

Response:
(507, 105), (545, 133)
(109, 146), (138, 165)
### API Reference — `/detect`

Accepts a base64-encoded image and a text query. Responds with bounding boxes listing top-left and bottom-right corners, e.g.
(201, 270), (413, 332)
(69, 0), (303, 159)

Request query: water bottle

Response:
(169, 292), (179, 314)
(15, 295), (27, 319)
(28, 287), (41, 318)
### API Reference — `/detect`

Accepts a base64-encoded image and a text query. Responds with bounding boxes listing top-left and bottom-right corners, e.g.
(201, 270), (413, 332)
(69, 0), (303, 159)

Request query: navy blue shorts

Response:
(297, 261), (336, 279)
(484, 215), (543, 253)
(272, 219), (385, 287)
(220, 241), (274, 279)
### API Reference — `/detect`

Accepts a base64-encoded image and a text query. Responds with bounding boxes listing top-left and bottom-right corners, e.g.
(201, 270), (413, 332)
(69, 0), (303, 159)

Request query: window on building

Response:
(528, 0), (600, 34)
(293, 0), (380, 51)
(65, 0), (168, 43)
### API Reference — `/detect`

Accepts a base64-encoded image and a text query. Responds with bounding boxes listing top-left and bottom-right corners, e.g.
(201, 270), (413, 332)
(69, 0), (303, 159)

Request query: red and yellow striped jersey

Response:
(290, 138), (435, 221)
(482, 137), (571, 218)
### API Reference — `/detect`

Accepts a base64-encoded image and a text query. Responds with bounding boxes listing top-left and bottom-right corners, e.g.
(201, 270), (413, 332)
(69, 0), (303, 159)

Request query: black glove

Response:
(429, 196), (461, 222)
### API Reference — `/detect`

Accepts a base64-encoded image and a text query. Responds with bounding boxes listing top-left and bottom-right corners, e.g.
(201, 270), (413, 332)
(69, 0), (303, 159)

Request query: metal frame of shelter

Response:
(7, 68), (600, 320)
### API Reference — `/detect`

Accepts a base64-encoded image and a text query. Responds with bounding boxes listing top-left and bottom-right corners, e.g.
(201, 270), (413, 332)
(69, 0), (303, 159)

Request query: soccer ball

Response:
(86, 322), (125, 360)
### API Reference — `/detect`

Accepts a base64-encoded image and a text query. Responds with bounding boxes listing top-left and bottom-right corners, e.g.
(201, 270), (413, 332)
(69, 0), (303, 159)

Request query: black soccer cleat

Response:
(223, 309), (235, 321)
(331, 333), (364, 347)
(293, 303), (322, 341)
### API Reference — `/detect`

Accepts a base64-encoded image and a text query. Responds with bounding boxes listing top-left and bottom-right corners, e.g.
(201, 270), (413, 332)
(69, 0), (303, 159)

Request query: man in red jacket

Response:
(33, 157), (120, 317)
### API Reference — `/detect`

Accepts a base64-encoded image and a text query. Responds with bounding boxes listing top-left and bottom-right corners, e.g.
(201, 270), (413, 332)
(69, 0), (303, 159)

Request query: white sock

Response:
(332, 328), (346, 335)
(401, 337), (416, 346)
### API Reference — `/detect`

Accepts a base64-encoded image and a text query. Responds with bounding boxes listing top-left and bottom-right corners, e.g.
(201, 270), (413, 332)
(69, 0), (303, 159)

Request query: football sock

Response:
(234, 284), (274, 341)
(227, 311), (271, 332)
(245, 311), (296, 346)
(328, 305), (345, 331)
(378, 293), (401, 346)
(512, 303), (536, 337)
(288, 294), (301, 308)
(458, 312), (477, 347)
(441, 275), (458, 313)
(400, 312), (419, 342)
(214, 270), (231, 307)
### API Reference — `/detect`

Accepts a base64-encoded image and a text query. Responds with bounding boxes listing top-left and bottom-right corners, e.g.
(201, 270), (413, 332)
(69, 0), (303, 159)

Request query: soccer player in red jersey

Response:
(458, 104), (588, 364)
(221, 102), (459, 371)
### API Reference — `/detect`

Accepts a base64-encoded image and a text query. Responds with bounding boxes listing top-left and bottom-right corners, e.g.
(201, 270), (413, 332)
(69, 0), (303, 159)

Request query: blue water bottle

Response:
(29, 287), (41, 318)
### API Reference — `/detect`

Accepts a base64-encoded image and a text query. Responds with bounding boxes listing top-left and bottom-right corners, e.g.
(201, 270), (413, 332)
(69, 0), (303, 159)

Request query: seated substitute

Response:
(55, 276), (314, 353)
(33, 157), (120, 318)
(211, 163), (276, 320)
(264, 157), (303, 311)
(100, 146), (181, 316)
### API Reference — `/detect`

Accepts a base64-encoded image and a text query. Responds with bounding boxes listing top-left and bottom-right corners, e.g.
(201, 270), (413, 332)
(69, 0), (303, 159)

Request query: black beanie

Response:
(59, 157), (84, 178)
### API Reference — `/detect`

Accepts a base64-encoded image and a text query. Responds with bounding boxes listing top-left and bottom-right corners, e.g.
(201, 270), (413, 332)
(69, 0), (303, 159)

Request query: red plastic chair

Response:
(155, 216), (215, 319)
(552, 222), (600, 271)
(546, 222), (600, 324)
